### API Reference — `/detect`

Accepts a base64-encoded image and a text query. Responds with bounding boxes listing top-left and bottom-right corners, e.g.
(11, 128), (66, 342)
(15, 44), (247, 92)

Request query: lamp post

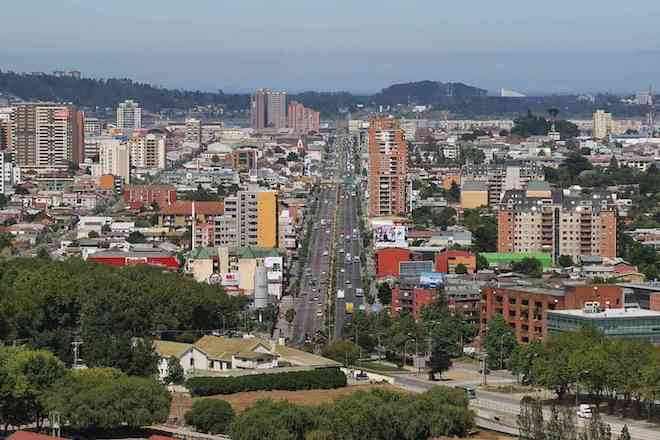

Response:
(403, 338), (416, 369)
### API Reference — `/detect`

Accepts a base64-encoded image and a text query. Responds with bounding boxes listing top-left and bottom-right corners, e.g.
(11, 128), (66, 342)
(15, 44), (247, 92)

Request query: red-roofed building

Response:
(8, 431), (68, 440)
(375, 248), (412, 278)
(88, 249), (180, 270)
(124, 185), (177, 209)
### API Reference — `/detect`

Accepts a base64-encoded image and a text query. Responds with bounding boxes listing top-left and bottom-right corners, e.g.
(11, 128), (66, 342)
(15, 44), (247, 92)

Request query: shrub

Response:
(186, 368), (346, 397)
(185, 399), (235, 434)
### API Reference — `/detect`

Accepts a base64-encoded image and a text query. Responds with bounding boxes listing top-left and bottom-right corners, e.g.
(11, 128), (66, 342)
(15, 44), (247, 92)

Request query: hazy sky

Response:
(2, 0), (660, 94)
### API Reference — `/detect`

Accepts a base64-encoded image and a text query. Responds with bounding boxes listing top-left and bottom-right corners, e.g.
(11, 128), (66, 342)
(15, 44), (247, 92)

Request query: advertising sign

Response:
(373, 225), (407, 248)
(419, 272), (446, 288)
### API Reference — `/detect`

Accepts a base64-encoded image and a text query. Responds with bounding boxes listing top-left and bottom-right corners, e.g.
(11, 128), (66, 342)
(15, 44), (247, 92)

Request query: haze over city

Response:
(3, 0), (660, 93)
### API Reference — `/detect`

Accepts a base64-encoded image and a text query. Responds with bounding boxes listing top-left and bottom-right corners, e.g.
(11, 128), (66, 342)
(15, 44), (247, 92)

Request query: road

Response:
(391, 371), (660, 440)
(333, 132), (364, 340)
(293, 184), (335, 345)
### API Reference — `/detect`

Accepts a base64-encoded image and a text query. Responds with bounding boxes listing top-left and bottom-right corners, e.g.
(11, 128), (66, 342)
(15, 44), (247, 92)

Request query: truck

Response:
(337, 289), (345, 299)
(345, 302), (354, 314)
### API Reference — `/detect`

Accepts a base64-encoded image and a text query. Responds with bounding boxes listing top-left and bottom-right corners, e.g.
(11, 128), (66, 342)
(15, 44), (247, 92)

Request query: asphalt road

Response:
(333, 133), (364, 340)
(293, 185), (335, 345)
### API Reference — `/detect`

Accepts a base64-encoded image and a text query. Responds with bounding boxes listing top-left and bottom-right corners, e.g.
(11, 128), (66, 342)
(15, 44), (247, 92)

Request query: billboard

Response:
(373, 225), (407, 248)
(220, 272), (239, 286)
(419, 272), (446, 288)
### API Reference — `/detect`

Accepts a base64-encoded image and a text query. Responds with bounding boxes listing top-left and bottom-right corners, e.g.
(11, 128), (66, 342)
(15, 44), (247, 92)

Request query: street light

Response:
(403, 338), (416, 369)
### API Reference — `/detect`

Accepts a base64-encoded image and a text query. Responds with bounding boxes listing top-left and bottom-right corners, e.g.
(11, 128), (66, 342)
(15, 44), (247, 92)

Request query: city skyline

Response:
(2, 1), (660, 94)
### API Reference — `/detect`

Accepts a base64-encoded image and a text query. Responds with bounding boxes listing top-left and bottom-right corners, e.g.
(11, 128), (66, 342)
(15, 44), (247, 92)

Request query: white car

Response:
(340, 268), (345, 273)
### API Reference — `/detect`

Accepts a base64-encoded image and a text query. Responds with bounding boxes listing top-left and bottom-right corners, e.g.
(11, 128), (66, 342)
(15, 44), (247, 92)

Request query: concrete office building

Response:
(116, 100), (142, 132)
(593, 110), (612, 139)
(130, 133), (166, 169)
(184, 118), (202, 145)
(251, 89), (286, 130)
(462, 163), (545, 206)
(460, 180), (488, 209)
(368, 117), (408, 217)
(497, 182), (618, 262)
(84, 116), (101, 137)
(11, 103), (84, 169)
(98, 139), (130, 184)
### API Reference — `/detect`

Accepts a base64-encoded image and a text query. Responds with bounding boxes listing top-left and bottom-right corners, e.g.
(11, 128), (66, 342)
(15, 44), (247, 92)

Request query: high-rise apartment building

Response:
(592, 110), (612, 139)
(287, 101), (320, 133)
(251, 89), (286, 130)
(497, 181), (618, 262)
(84, 116), (101, 137)
(130, 133), (166, 169)
(98, 139), (130, 184)
(367, 117), (408, 217)
(221, 188), (278, 248)
(11, 103), (84, 169)
(116, 100), (142, 132)
(184, 118), (202, 145)
(462, 163), (545, 205)
(0, 118), (11, 151)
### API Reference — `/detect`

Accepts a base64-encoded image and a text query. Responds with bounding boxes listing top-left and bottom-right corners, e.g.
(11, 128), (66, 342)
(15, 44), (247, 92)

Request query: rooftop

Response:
(549, 308), (660, 319)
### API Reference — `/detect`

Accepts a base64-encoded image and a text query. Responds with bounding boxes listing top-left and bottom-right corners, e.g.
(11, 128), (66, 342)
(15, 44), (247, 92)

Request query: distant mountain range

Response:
(0, 70), (648, 118)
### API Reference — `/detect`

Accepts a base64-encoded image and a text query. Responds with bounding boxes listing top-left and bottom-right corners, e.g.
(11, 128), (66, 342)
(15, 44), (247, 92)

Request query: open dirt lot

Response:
(170, 383), (406, 420)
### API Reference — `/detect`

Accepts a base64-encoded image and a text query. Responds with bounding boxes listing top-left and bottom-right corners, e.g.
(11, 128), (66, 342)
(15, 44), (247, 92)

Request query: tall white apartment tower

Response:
(592, 110), (612, 139)
(116, 100), (142, 132)
(98, 139), (130, 184)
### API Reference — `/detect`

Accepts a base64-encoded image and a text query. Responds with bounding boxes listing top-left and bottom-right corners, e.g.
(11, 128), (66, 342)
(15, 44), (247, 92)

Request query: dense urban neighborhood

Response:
(2, 4), (660, 437)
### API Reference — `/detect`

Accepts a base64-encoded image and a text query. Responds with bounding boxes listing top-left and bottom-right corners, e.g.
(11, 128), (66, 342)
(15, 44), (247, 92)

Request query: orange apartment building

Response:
(481, 283), (624, 343)
(368, 117), (408, 217)
(497, 182), (618, 263)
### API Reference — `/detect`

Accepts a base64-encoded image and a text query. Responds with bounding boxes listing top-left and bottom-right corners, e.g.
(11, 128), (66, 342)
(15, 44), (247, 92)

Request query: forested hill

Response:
(374, 80), (488, 105)
(0, 70), (249, 111)
(0, 71), (486, 114)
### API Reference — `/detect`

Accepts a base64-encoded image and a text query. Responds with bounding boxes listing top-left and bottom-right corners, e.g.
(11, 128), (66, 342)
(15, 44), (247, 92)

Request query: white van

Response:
(577, 404), (593, 419)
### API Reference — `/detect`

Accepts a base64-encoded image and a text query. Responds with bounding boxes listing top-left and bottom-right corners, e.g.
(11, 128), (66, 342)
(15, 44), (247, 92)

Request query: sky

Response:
(2, 0), (660, 94)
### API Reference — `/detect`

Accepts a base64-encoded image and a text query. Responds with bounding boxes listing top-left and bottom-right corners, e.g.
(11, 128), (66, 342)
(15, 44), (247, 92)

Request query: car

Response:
(312, 296), (319, 301)
(323, 251), (329, 256)
(340, 268), (345, 273)
(338, 248), (344, 253)
(316, 311), (323, 317)
(345, 280), (351, 285)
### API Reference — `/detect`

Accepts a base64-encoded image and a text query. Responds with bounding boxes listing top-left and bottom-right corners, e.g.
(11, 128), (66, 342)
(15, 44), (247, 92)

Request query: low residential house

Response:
(6, 223), (45, 245)
(153, 340), (210, 382)
(154, 335), (340, 380)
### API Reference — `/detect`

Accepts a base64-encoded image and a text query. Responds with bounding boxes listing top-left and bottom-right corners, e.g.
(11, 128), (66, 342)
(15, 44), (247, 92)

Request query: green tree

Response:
(510, 340), (543, 384)
(512, 257), (543, 278)
(164, 356), (184, 385)
(448, 181), (461, 203)
(517, 396), (545, 440)
(558, 255), (574, 268)
(231, 399), (317, 440)
(322, 340), (360, 366)
(0, 348), (67, 429)
(454, 263), (468, 274)
(286, 152), (299, 162)
(43, 368), (170, 431)
(185, 399), (235, 434)
(127, 230), (147, 243)
(476, 253), (489, 271)
(483, 315), (517, 370)
(532, 332), (581, 400)
(377, 283), (392, 305)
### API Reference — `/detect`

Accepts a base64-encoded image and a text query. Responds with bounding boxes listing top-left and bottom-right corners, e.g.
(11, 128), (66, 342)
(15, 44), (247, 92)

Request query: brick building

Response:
(391, 284), (435, 320)
(124, 184), (177, 209)
(367, 117), (408, 217)
(435, 250), (477, 274)
(480, 283), (623, 343)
